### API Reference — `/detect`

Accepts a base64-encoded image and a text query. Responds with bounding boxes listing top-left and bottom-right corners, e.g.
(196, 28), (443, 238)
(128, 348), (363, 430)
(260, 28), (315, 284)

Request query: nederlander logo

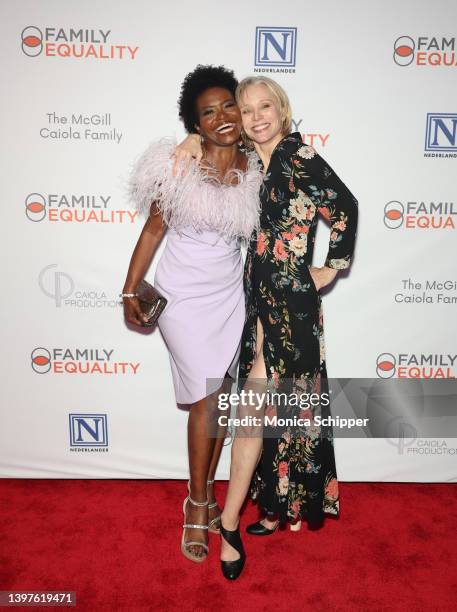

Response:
(21, 26), (139, 60)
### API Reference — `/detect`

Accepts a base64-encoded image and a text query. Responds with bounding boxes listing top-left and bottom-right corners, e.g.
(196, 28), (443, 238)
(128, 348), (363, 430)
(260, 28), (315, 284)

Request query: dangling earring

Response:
(238, 129), (246, 148)
(240, 128), (253, 150)
(200, 134), (207, 161)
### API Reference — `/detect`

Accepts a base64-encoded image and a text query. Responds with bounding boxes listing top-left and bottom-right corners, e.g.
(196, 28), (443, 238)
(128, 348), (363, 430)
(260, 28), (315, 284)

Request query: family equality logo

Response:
(383, 200), (456, 229)
(254, 26), (297, 73)
(376, 353), (457, 379)
(21, 26), (139, 59)
(31, 347), (140, 375)
(25, 193), (137, 224)
(393, 35), (457, 66)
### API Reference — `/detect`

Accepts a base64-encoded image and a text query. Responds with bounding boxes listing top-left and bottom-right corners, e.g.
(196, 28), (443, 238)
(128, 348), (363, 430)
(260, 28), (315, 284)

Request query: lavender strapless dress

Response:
(154, 228), (243, 402)
(129, 139), (263, 404)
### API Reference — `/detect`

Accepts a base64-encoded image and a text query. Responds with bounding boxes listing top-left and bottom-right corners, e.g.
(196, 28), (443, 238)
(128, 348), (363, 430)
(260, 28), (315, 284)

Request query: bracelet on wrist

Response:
(120, 292), (137, 298)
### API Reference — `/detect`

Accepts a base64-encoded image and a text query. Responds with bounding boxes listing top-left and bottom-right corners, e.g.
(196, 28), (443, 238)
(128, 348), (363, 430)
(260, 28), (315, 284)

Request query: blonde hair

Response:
(235, 76), (292, 147)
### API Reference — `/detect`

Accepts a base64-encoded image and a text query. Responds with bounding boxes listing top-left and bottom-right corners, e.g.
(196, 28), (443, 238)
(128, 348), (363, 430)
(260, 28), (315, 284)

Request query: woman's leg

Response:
(221, 317), (268, 562)
(185, 378), (229, 558)
(207, 375), (232, 528)
(208, 373), (233, 530)
(185, 397), (215, 558)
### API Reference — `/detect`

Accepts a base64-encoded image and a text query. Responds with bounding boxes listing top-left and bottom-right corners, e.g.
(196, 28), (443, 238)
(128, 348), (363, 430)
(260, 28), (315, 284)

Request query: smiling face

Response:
(195, 86), (242, 146)
(238, 83), (283, 146)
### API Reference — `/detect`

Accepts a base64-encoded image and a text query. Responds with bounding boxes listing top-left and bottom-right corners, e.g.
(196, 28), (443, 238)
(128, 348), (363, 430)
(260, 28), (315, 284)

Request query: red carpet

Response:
(1, 480), (456, 611)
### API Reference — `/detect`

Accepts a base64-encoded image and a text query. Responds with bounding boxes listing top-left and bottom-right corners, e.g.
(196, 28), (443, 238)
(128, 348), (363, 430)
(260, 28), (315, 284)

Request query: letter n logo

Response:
(69, 413), (108, 447)
(425, 113), (457, 152)
(255, 27), (297, 67)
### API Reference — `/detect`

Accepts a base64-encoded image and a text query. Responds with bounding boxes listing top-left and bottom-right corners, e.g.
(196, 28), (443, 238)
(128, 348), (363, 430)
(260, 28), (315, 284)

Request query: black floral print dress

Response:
(239, 132), (358, 527)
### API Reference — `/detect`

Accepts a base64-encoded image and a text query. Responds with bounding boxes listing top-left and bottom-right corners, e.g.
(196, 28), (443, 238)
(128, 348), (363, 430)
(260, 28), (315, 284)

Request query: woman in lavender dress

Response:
(122, 65), (262, 563)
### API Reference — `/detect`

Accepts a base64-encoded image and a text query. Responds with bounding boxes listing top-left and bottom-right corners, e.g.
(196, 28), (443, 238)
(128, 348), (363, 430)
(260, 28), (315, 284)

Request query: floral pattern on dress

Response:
(239, 132), (358, 526)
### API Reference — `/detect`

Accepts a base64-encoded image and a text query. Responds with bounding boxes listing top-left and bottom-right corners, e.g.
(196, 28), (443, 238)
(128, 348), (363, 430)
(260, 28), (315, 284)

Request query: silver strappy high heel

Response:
(207, 479), (221, 534)
(181, 492), (209, 563)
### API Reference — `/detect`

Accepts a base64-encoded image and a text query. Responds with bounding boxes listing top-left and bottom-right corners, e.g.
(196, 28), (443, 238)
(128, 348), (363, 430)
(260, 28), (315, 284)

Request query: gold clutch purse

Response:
(136, 279), (167, 327)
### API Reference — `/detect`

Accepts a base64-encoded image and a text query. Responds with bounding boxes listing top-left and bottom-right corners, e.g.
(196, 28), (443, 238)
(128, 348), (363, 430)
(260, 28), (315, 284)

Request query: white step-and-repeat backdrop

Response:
(1, 0), (456, 480)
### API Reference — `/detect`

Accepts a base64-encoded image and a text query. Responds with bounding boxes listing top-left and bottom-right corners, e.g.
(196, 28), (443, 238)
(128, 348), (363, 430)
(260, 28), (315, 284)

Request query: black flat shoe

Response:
(220, 522), (246, 580)
(246, 519), (279, 536)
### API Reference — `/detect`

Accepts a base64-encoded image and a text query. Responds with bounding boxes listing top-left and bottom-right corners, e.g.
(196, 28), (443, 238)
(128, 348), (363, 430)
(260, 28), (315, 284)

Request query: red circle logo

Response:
(21, 26), (43, 57)
(25, 193), (46, 222)
(393, 36), (415, 66)
(384, 201), (404, 229)
(376, 353), (396, 378)
(31, 347), (51, 373)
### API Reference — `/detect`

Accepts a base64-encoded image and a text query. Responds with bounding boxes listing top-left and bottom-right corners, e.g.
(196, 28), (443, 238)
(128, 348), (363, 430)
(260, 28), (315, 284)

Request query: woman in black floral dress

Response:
(240, 130), (358, 532)
(220, 77), (358, 578)
(233, 79), (358, 544)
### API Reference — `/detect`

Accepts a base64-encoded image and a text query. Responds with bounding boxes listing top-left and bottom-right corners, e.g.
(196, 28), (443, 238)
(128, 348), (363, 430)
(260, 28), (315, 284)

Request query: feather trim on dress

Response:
(128, 138), (262, 241)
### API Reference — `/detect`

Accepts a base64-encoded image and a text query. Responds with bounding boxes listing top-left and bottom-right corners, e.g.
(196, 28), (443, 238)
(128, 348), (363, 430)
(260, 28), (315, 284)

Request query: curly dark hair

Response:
(178, 64), (238, 134)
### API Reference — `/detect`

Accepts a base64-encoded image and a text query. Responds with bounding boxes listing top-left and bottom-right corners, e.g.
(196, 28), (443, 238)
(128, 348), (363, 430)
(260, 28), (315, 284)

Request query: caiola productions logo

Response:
(376, 353), (456, 379)
(384, 200), (456, 230)
(38, 264), (122, 309)
(21, 26), (139, 59)
(393, 35), (457, 67)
